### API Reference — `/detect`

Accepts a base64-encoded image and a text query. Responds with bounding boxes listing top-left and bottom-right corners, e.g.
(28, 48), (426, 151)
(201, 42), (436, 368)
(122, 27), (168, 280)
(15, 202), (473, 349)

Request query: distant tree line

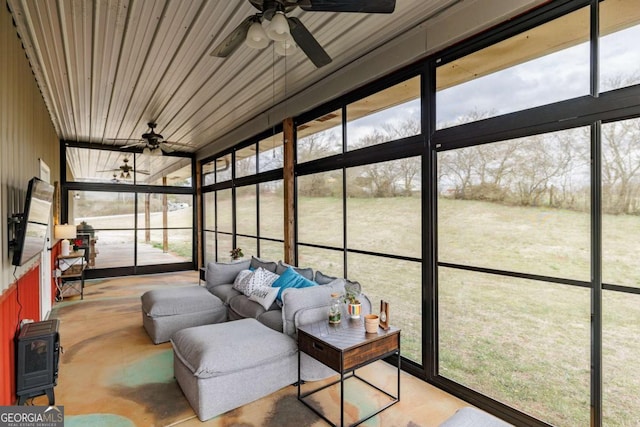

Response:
(296, 115), (640, 215)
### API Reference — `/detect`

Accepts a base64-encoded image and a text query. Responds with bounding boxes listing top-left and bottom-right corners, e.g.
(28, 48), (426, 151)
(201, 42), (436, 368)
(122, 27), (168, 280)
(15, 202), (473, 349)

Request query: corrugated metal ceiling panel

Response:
(8, 0), (463, 159)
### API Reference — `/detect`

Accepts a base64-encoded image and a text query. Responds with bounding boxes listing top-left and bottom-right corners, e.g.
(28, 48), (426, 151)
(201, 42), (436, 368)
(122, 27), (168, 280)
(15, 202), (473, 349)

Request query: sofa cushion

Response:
(314, 270), (338, 285)
(257, 310), (283, 332)
(209, 284), (242, 305)
(272, 267), (317, 301)
(206, 259), (251, 289)
(281, 278), (346, 336)
(250, 256), (278, 273)
(232, 269), (253, 293)
(171, 318), (297, 379)
(141, 286), (222, 317)
(439, 407), (512, 427)
(248, 285), (280, 310)
(232, 267), (279, 297)
(276, 261), (314, 280)
(229, 295), (267, 319)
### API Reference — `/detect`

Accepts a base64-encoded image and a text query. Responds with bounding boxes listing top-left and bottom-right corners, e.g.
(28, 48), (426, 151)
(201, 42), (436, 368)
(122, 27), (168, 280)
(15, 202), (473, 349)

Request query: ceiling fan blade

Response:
(121, 141), (144, 149)
(96, 168), (120, 173)
(160, 143), (175, 153)
(133, 169), (150, 175)
(298, 0), (395, 13)
(210, 16), (253, 58)
(288, 17), (331, 68)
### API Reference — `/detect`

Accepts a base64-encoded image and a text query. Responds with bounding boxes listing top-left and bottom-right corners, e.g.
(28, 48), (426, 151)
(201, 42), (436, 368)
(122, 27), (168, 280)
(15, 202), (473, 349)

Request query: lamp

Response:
(246, 20), (269, 49)
(244, 13), (297, 58)
(143, 147), (151, 156)
(274, 35), (296, 56)
(266, 11), (290, 42)
(55, 224), (77, 256)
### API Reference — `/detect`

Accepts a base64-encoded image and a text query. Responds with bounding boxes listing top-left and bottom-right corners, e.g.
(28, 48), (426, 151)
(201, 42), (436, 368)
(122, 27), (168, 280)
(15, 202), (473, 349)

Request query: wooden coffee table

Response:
(297, 318), (400, 427)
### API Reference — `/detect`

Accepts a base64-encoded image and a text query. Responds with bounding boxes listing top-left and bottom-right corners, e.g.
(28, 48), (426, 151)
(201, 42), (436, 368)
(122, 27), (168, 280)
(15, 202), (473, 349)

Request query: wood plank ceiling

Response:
(7, 0), (461, 166)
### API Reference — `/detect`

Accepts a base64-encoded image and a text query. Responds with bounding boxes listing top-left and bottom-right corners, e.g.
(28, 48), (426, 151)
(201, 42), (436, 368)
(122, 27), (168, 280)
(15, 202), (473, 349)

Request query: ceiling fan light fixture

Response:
(143, 147), (151, 156)
(152, 147), (163, 156)
(266, 12), (290, 42)
(246, 20), (269, 49)
(275, 36), (296, 56)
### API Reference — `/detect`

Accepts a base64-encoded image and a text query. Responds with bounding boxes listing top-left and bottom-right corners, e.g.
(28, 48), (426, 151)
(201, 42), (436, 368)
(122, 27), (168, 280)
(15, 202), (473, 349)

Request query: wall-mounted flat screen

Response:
(12, 177), (54, 266)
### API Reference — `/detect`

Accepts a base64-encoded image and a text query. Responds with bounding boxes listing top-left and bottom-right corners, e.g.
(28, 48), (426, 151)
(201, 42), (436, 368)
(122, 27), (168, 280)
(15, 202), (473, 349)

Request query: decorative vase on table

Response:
(344, 280), (362, 319)
(347, 302), (362, 319)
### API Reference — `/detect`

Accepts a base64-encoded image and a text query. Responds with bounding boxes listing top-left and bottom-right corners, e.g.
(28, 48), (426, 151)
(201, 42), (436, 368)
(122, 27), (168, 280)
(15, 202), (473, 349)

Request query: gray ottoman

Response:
(141, 286), (227, 344)
(171, 318), (298, 421)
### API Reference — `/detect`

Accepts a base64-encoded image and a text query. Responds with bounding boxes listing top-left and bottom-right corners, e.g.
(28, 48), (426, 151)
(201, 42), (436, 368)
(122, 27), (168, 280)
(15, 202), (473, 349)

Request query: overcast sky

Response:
(343, 23), (640, 140)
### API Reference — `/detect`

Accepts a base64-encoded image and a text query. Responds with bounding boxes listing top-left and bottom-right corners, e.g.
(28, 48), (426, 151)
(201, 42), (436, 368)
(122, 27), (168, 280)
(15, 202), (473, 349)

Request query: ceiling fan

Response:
(210, 0), (396, 68)
(97, 158), (149, 180)
(115, 122), (191, 156)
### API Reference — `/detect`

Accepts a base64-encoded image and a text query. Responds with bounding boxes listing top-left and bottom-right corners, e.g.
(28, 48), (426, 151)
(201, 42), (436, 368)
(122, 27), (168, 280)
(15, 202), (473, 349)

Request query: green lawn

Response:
(84, 193), (640, 426)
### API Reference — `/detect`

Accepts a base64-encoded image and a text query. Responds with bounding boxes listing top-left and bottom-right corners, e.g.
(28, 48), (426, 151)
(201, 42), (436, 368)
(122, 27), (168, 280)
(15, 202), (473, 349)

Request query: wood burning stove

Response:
(15, 319), (60, 405)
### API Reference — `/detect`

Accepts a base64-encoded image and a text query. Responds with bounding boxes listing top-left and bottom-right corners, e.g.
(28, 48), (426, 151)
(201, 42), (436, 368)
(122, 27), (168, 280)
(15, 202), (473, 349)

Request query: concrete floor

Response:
(39, 271), (473, 426)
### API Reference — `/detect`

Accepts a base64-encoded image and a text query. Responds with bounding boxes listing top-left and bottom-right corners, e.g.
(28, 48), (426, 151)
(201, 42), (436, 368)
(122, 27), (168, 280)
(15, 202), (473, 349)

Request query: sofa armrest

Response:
(205, 259), (251, 290)
(281, 279), (345, 336)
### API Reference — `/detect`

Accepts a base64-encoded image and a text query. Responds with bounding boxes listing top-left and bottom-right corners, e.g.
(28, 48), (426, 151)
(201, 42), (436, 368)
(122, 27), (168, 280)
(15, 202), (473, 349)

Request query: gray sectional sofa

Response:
(142, 256), (371, 421)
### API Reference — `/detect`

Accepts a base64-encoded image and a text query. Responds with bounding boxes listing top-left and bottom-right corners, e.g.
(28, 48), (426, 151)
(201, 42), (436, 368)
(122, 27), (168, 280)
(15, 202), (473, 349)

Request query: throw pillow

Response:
(272, 267), (317, 301)
(232, 269), (254, 294)
(314, 270), (338, 285)
(276, 261), (314, 280)
(244, 267), (280, 297)
(250, 256), (278, 273)
(248, 285), (280, 310)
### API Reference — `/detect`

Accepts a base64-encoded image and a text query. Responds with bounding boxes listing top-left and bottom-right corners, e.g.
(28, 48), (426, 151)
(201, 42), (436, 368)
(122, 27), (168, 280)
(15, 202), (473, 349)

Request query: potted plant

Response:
(343, 281), (362, 319)
(229, 247), (244, 261)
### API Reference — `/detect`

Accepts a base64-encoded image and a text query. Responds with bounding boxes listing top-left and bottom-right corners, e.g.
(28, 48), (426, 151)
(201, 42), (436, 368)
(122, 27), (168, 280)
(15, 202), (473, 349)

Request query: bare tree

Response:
(601, 118), (640, 214)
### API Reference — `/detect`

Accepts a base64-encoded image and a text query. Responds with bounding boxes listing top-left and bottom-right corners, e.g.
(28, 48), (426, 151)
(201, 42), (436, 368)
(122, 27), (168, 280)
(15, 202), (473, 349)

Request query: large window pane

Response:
(347, 254), (421, 364)
(136, 193), (192, 265)
(346, 77), (420, 151)
(297, 109), (343, 163)
(297, 171), (343, 248)
(136, 229), (192, 265)
(259, 240), (283, 262)
(236, 236), (257, 260)
(259, 180), (283, 240)
(602, 118), (640, 288)
(437, 128), (591, 280)
(203, 193), (216, 264)
(436, 7), (590, 129)
(236, 145), (256, 178)
(236, 185), (257, 236)
(438, 268), (590, 426)
(216, 233), (233, 263)
(259, 132), (283, 173)
(603, 290), (640, 425)
(216, 154), (232, 183)
(217, 189), (233, 234)
(203, 192), (215, 231)
(204, 230), (215, 265)
(297, 246), (343, 278)
(346, 158), (421, 258)
(600, 0), (640, 92)
(70, 191), (135, 269)
(86, 230), (134, 269)
(135, 154), (192, 187)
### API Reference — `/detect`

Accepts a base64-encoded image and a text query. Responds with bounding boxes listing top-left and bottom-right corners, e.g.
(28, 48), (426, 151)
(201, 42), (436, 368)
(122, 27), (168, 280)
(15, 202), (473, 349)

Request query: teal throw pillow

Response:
(272, 267), (317, 301)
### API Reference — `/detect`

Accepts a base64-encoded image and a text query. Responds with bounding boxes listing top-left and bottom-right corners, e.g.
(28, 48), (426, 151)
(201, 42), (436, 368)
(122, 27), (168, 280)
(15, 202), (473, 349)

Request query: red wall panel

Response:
(0, 265), (41, 405)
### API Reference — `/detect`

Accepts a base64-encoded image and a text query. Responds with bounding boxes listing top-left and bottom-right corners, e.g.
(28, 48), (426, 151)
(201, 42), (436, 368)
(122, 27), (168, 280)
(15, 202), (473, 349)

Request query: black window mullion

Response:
(591, 120), (603, 427)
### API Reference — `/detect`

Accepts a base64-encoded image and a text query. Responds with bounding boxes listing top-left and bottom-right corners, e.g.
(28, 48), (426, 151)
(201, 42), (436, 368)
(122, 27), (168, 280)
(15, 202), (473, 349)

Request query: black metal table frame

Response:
(297, 347), (401, 427)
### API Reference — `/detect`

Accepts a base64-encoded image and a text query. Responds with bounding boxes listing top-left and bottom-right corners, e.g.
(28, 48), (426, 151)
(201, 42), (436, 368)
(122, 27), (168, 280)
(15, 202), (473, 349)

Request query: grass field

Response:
(83, 192), (639, 426)
(291, 195), (639, 426)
